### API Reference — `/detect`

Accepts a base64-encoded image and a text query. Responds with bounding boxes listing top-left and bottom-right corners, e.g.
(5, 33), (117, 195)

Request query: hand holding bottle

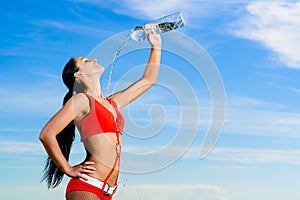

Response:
(143, 24), (162, 49)
(129, 12), (185, 42)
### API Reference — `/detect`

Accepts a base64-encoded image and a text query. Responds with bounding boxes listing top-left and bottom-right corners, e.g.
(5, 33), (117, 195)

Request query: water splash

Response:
(105, 36), (130, 98)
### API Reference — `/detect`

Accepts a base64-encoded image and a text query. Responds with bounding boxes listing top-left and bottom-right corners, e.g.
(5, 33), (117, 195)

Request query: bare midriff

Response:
(82, 132), (121, 185)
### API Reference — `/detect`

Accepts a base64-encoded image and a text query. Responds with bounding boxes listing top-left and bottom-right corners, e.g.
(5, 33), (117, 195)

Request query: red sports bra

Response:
(75, 94), (124, 141)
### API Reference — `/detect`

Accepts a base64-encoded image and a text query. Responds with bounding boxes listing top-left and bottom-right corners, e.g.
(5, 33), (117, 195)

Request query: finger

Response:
(83, 165), (97, 171)
(149, 28), (154, 35)
(83, 161), (96, 165)
(80, 165), (97, 175)
(143, 23), (158, 35)
(142, 26), (149, 35)
(80, 172), (89, 181)
(150, 24), (160, 34)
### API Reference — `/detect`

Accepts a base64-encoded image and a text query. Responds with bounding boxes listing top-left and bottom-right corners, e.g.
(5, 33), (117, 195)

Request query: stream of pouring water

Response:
(105, 36), (130, 98)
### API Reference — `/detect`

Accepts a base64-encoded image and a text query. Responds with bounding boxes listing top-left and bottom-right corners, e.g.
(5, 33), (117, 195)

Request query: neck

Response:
(84, 78), (104, 99)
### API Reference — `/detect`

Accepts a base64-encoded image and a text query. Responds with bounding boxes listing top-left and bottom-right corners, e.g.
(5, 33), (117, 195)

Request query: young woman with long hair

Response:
(39, 25), (161, 200)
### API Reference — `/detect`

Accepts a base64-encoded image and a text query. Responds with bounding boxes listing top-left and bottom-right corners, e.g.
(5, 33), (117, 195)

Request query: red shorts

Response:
(66, 178), (113, 200)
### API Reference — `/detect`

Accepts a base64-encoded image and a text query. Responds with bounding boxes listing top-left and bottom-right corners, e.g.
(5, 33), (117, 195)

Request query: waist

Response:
(84, 152), (121, 185)
(87, 168), (120, 185)
(82, 134), (121, 184)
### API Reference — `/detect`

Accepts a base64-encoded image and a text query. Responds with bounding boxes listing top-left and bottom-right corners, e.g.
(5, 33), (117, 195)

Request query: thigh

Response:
(66, 190), (100, 200)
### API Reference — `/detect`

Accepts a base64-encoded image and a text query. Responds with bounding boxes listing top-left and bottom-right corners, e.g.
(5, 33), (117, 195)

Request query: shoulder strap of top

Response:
(107, 98), (118, 110)
(84, 93), (95, 106)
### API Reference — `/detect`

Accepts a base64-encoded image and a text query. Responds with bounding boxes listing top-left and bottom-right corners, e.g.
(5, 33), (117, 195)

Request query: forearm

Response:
(40, 135), (71, 174)
(142, 47), (161, 83)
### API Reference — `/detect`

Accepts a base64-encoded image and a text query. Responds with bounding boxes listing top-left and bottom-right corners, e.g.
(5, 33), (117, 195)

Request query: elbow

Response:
(39, 131), (46, 143)
(39, 128), (50, 143)
(138, 77), (156, 92)
(149, 82), (155, 88)
(39, 127), (58, 144)
(143, 77), (157, 87)
(144, 81), (155, 90)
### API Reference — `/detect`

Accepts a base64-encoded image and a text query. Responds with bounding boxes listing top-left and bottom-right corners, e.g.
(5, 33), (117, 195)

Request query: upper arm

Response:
(39, 93), (89, 139)
(110, 78), (154, 109)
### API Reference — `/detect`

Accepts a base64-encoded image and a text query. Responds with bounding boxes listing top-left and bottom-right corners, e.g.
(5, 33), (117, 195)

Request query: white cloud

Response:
(118, 94), (300, 172)
(223, 105), (300, 138)
(0, 139), (86, 156)
(122, 144), (300, 166)
(2, 185), (66, 200)
(207, 147), (300, 166)
(230, 1), (300, 68)
(115, 184), (229, 200)
(111, 0), (197, 20)
(222, 95), (300, 138)
(0, 79), (64, 115)
(69, 0), (246, 23)
(123, 94), (300, 138)
(28, 19), (111, 38)
(30, 71), (61, 80)
(0, 128), (39, 133)
(0, 141), (41, 154)
(266, 82), (300, 95)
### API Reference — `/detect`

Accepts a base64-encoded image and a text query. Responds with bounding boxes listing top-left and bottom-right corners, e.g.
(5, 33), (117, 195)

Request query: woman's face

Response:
(74, 57), (104, 78)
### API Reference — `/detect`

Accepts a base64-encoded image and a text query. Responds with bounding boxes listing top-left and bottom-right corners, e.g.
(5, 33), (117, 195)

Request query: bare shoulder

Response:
(72, 93), (89, 104)
(68, 93), (90, 120)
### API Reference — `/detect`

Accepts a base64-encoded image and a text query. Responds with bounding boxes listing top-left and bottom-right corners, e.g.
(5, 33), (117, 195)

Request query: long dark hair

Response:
(42, 58), (79, 188)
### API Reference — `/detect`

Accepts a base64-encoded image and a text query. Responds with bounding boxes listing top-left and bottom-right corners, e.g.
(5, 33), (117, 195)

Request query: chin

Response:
(98, 67), (105, 75)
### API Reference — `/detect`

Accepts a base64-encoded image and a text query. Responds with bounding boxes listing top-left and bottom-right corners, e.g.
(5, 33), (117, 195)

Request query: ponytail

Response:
(42, 91), (75, 188)
(42, 58), (78, 189)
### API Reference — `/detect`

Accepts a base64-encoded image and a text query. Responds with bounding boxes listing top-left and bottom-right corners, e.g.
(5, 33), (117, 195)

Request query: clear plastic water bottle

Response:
(129, 12), (185, 41)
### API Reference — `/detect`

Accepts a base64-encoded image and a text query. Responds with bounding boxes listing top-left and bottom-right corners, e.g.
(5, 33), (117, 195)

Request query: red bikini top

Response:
(75, 94), (124, 141)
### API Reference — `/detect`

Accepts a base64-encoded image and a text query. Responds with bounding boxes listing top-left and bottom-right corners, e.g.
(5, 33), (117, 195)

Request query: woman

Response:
(39, 25), (161, 200)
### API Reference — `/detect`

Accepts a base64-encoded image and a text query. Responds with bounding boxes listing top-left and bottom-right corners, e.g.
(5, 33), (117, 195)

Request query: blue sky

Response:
(1, 0), (300, 200)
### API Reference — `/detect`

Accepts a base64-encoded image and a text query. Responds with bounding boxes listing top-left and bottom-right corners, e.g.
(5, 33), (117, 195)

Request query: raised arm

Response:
(111, 24), (162, 109)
